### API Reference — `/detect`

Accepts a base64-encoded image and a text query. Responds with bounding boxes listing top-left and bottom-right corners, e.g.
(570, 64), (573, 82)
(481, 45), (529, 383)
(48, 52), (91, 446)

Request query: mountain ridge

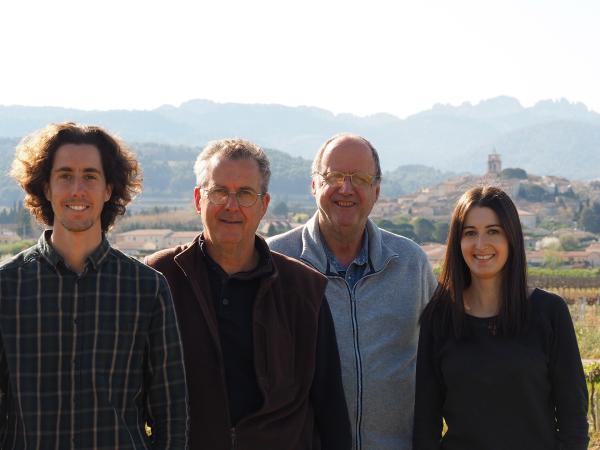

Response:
(1, 96), (598, 180)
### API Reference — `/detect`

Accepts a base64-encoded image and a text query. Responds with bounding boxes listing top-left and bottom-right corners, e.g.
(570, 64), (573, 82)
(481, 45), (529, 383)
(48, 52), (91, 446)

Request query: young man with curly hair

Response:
(0, 123), (188, 448)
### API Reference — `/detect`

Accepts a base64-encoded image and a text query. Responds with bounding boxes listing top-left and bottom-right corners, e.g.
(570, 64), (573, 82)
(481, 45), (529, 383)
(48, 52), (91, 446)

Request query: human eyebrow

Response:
(53, 167), (74, 173)
(53, 167), (102, 174)
(83, 168), (103, 174)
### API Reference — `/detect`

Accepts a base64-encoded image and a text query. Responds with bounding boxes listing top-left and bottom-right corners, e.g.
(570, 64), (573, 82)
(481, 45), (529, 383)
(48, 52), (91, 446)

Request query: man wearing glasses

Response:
(146, 139), (350, 449)
(268, 134), (437, 450)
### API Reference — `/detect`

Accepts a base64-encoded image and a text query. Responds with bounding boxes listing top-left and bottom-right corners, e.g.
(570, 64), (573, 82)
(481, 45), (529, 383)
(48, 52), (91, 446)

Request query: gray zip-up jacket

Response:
(268, 214), (437, 450)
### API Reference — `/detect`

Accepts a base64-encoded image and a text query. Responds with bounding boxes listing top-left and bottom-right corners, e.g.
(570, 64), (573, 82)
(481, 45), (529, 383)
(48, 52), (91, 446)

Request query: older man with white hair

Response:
(269, 133), (437, 450)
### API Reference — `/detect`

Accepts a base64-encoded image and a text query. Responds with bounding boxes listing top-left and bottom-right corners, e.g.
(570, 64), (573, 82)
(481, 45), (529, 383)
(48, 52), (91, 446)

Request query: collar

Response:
(198, 234), (274, 281)
(299, 213), (392, 273)
(38, 229), (112, 272)
(321, 228), (369, 272)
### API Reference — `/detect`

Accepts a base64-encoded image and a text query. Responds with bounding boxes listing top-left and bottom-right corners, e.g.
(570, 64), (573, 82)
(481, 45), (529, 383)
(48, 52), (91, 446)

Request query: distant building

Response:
(0, 228), (21, 245)
(487, 150), (502, 175)
(517, 209), (536, 229)
(421, 243), (446, 268)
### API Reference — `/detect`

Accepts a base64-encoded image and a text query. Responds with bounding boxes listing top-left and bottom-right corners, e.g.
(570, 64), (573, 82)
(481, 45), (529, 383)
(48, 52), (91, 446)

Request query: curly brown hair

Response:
(10, 122), (142, 232)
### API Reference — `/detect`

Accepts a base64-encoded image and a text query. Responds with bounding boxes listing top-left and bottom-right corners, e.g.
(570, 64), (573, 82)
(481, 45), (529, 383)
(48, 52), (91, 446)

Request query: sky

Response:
(1, 0), (599, 118)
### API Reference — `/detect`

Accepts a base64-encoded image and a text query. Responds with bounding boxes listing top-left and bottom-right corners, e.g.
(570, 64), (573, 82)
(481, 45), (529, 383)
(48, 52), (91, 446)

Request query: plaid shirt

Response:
(0, 231), (188, 449)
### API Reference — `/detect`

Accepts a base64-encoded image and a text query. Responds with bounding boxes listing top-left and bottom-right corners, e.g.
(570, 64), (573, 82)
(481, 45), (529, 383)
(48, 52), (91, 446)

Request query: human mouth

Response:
(66, 204), (89, 211)
(474, 254), (494, 260)
(334, 200), (355, 208)
(219, 217), (243, 224)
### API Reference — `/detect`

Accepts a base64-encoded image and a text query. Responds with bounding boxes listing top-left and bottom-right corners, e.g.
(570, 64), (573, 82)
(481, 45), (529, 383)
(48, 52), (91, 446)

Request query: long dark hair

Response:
(424, 186), (529, 338)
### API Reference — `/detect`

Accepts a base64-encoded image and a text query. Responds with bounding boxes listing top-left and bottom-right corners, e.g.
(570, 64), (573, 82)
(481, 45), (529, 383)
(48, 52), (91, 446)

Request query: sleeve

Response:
(421, 256), (438, 312)
(145, 274), (189, 449)
(548, 296), (589, 450)
(0, 332), (8, 433)
(309, 297), (352, 450)
(413, 312), (443, 450)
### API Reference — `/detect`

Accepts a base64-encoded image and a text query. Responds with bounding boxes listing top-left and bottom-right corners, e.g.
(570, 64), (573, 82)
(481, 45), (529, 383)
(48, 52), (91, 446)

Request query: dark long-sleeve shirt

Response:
(201, 237), (350, 448)
(0, 231), (188, 449)
(413, 288), (589, 450)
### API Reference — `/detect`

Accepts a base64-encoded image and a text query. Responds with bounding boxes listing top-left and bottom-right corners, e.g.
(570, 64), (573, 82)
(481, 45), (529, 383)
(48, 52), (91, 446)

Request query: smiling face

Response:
(194, 156), (270, 253)
(44, 143), (112, 239)
(460, 206), (510, 283)
(312, 136), (380, 239)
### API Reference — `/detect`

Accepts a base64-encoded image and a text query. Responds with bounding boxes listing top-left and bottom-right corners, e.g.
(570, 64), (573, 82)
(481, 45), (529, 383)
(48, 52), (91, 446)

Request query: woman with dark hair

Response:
(413, 186), (589, 450)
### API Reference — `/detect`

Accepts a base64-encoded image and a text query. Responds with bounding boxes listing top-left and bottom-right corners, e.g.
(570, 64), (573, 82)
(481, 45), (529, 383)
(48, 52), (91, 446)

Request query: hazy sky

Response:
(1, 0), (598, 118)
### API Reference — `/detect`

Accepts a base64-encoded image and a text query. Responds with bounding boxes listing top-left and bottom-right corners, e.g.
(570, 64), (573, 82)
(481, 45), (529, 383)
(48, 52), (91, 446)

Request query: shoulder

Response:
(373, 225), (430, 268)
(381, 227), (425, 255)
(530, 288), (570, 317)
(269, 251), (327, 313)
(0, 243), (42, 274)
(145, 243), (191, 271)
(107, 246), (169, 287)
(270, 250), (326, 284)
(267, 225), (304, 255)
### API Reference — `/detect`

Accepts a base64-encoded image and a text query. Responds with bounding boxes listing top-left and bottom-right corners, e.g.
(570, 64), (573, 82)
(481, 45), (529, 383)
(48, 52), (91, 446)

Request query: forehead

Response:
(320, 137), (376, 173)
(464, 206), (501, 225)
(205, 156), (262, 188)
(52, 143), (104, 172)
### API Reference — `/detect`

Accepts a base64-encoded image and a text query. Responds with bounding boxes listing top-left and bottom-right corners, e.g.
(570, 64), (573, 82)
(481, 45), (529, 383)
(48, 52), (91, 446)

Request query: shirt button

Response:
(222, 298), (230, 306)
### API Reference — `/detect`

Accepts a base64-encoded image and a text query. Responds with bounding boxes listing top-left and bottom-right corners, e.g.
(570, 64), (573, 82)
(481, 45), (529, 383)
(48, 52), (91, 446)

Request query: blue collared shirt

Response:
(322, 231), (371, 290)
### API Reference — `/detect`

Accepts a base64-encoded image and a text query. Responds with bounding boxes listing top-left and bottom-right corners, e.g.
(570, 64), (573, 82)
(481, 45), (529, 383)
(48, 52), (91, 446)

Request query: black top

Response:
(413, 288), (589, 450)
(202, 238), (269, 425)
(201, 237), (350, 449)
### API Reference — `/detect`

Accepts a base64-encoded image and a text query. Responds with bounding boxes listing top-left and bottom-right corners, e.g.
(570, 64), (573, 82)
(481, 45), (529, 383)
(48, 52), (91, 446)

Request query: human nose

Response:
(475, 233), (489, 248)
(337, 176), (355, 194)
(224, 192), (240, 209)
(70, 177), (86, 196)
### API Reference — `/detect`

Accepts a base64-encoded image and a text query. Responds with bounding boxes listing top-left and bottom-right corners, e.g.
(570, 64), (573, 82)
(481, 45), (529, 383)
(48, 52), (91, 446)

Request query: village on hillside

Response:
(2, 151), (600, 270)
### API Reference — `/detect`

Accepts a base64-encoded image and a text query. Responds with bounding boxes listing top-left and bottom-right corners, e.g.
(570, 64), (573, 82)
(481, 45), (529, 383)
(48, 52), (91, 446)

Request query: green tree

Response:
(519, 184), (548, 202)
(413, 217), (435, 243)
(16, 205), (33, 238)
(272, 201), (289, 217)
(291, 213), (309, 223)
(396, 223), (417, 241)
(579, 202), (600, 233)
(433, 222), (449, 243)
(267, 223), (278, 236)
(559, 234), (579, 251)
(500, 167), (527, 179)
(543, 250), (564, 269)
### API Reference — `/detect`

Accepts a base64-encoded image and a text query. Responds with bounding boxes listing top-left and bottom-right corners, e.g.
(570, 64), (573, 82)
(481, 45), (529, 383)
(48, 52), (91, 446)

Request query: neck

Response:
(463, 277), (503, 318)
(205, 239), (259, 275)
(318, 217), (365, 267)
(50, 227), (103, 274)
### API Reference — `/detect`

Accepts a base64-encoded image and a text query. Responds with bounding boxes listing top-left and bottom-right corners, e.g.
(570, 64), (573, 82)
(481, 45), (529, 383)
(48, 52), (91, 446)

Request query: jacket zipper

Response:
(347, 280), (363, 450)
(300, 255), (398, 450)
(230, 427), (237, 450)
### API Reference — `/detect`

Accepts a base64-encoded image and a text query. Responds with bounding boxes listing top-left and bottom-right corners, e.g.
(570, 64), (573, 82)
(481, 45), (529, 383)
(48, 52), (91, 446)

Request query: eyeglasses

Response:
(314, 171), (380, 188)
(201, 186), (265, 207)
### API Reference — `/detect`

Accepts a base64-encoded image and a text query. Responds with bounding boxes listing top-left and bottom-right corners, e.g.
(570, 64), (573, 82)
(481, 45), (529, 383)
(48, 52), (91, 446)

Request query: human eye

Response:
(325, 171), (344, 185)
(237, 189), (258, 206)
(208, 187), (229, 203)
(463, 229), (476, 237)
(351, 173), (372, 187)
